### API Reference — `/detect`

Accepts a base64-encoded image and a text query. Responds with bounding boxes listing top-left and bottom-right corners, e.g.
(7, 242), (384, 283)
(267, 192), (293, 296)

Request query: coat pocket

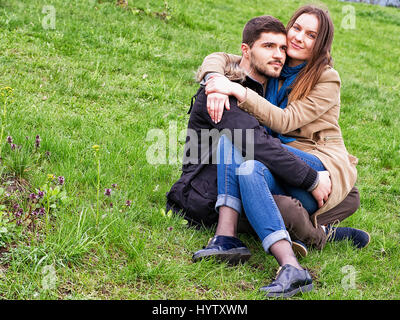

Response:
(185, 176), (218, 226)
(166, 165), (218, 227)
(190, 177), (217, 200)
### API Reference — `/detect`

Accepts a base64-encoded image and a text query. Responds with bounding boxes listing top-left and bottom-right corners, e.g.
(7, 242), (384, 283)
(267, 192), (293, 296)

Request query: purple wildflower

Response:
(38, 190), (45, 198)
(112, 183), (118, 188)
(29, 193), (37, 200)
(10, 143), (16, 150)
(104, 188), (112, 196)
(15, 208), (23, 218)
(7, 136), (13, 144)
(58, 176), (65, 185)
(35, 135), (41, 148)
(125, 200), (132, 207)
(39, 207), (45, 216)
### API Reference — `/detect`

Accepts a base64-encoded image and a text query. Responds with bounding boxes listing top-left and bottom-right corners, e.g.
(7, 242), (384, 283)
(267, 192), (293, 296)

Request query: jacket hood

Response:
(196, 59), (248, 83)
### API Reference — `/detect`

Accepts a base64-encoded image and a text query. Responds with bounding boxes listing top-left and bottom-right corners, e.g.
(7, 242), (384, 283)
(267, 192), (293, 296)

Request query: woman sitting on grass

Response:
(193, 5), (370, 297)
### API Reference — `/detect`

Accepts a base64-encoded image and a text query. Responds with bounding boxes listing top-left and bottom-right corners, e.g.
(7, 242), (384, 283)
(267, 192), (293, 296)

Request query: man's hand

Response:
(207, 92), (230, 123)
(311, 171), (331, 208)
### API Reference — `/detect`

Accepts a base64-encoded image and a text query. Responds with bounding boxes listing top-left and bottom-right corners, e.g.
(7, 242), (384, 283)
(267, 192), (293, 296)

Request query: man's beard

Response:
(250, 54), (281, 79)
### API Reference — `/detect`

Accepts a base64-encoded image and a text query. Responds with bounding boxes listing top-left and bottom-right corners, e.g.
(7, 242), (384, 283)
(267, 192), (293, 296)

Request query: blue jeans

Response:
(216, 135), (326, 254)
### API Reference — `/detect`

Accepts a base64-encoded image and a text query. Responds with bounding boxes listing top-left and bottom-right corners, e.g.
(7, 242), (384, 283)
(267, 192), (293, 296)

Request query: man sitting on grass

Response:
(166, 15), (368, 297)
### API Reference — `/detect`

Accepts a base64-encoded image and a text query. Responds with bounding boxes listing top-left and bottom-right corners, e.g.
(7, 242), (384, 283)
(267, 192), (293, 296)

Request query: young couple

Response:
(166, 5), (370, 298)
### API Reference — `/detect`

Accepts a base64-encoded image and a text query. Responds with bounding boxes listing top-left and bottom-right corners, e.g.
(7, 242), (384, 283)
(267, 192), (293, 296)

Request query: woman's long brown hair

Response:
(287, 5), (334, 103)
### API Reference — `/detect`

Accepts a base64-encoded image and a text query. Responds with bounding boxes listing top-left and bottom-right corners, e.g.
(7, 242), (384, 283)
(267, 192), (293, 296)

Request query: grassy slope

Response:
(0, 0), (399, 299)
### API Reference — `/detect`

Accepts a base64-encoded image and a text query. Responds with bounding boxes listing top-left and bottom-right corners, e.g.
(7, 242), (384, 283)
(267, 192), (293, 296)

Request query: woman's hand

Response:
(205, 75), (235, 96)
(205, 75), (247, 103)
(205, 75), (231, 123)
(207, 92), (230, 123)
(205, 75), (247, 123)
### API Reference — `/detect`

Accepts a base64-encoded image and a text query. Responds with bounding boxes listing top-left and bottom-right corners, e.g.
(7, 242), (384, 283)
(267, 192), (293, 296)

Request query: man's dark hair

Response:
(242, 15), (287, 48)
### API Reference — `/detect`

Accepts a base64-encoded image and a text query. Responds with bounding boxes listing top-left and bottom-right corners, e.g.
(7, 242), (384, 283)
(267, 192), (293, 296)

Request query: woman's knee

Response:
(348, 187), (361, 213)
(316, 187), (361, 225)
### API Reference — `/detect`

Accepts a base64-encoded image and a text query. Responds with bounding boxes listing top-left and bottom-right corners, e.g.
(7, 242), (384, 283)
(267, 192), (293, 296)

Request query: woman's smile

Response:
(290, 41), (303, 50)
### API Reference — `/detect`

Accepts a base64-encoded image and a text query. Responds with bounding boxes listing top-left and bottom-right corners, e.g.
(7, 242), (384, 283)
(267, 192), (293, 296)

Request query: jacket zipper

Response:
(323, 136), (342, 142)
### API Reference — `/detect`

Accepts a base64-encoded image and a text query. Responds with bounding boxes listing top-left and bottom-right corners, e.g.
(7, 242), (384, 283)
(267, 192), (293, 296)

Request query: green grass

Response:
(0, 0), (399, 300)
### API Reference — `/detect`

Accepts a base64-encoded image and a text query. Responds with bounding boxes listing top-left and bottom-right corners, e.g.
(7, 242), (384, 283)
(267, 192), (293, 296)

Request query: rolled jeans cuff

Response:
(262, 230), (292, 255)
(215, 194), (243, 215)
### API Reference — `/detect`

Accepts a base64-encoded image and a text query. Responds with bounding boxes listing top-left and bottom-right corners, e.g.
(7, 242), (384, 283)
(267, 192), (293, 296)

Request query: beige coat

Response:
(198, 53), (358, 226)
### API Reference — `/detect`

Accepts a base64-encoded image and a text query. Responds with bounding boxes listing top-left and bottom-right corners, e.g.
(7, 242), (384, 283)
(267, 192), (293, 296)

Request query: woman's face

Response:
(287, 13), (319, 66)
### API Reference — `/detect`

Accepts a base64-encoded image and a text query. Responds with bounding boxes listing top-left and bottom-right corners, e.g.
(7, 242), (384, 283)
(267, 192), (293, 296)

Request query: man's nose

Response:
(273, 48), (284, 59)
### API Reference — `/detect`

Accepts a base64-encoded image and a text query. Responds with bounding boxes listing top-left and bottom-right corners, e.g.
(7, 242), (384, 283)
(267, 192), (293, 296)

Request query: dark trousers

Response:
(238, 187), (361, 250)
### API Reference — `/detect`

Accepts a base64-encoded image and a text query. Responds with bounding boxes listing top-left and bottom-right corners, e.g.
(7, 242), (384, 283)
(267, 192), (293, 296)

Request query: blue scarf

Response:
(264, 62), (307, 144)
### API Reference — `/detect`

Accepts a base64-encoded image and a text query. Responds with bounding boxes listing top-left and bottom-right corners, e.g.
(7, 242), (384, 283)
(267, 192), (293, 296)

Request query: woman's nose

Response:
(295, 31), (304, 42)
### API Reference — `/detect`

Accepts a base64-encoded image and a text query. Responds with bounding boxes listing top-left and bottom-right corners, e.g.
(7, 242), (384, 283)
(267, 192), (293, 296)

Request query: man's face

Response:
(246, 32), (287, 79)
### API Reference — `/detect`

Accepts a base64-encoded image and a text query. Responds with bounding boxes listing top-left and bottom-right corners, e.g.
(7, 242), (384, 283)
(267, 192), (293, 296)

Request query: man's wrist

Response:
(307, 172), (320, 192)
(300, 168), (318, 192)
